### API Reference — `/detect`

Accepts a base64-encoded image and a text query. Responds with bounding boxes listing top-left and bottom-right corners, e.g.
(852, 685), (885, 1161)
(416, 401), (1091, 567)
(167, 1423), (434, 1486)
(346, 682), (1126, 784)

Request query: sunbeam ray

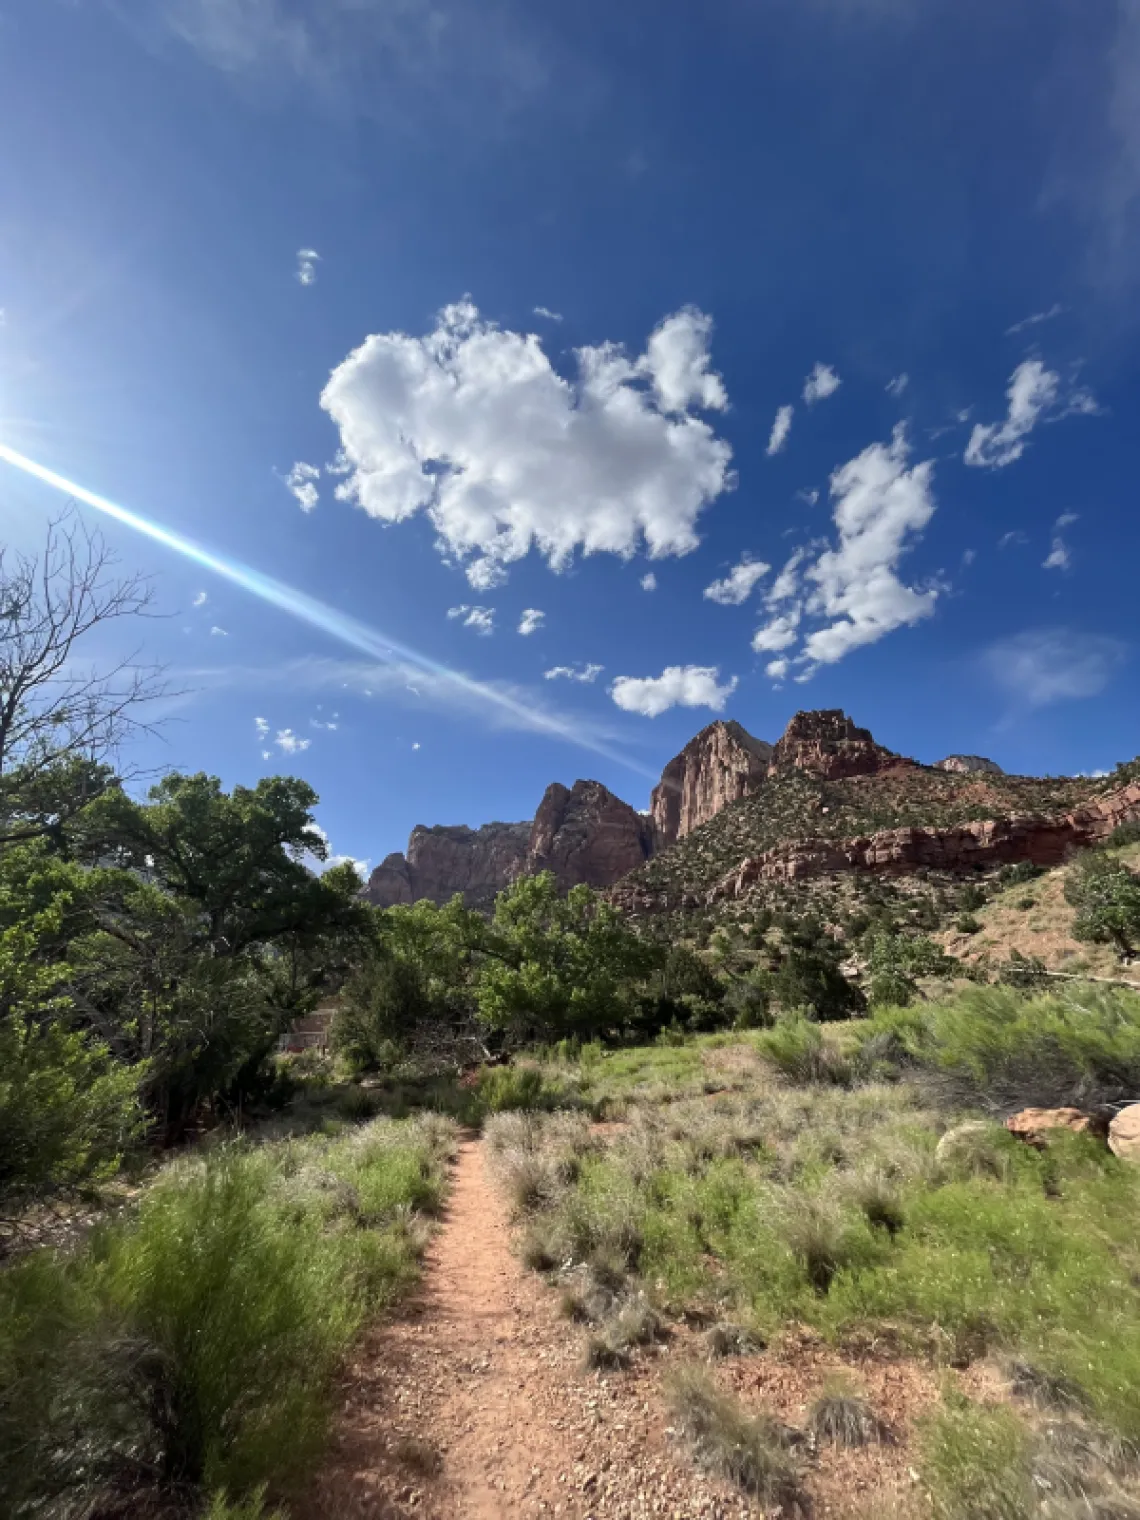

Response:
(0, 442), (655, 781)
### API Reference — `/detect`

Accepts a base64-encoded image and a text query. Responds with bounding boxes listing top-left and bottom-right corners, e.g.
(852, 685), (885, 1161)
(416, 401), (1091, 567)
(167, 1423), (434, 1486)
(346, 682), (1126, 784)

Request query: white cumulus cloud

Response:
(703, 556), (771, 606)
(192, 590), (208, 607)
(545, 662), (604, 684)
(640, 571), (657, 591)
(751, 609), (801, 653)
(965, 359), (1065, 469)
(765, 657), (790, 682)
(609, 664), (737, 718)
(744, 427), (939, 679)
(320, 299), (734, 589)
(447, 604), (495, 635)
(210, 625), (228, 637)
(296, 248), (320, 286)
(275, 727), (311, 754)
(1043, 538), (1071, 571)
(803, 362), (841, 405)
(284, 460), (320, 512)
(766, 404), (794, 456)
(518, 607), (545, 636)
(254, 716), (269, 738)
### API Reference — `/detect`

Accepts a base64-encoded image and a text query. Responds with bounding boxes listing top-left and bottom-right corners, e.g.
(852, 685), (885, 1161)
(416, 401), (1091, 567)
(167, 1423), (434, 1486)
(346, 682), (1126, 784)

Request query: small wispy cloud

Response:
(275, 727), (311, 754)
(296, 248), (320, 286)
(255, 716), (270, 738)
(965, 360), (1097, 471)
(640, 571), (657, 591)
(999, 530), (1029, 548)
(447, 604), (495, 635)
(982, 628), (1126, 708)
(766, 404), (794, 456)
(210, 625), (228, 637)
(703, 556), (771, 606)
(192, 590), (208, 607)
(886, 373), (910, 397)
(803, 362), (841, 405)
(545, 662), (603, 683)
(1005, 303), (1064, 336)
(283, 461), (320, 512)
(533, 305), (562, 322)
(1043, 538), (1071, 571)
(518, 608), (545, 636)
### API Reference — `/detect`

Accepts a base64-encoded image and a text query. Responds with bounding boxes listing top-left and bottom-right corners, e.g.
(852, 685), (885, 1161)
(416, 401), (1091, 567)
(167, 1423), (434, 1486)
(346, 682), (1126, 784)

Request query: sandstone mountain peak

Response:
(649, 718), (773, 849)
(934, 754), (1004, 776)
(527, 779), (653, 888)
(768, 708), (903, 780)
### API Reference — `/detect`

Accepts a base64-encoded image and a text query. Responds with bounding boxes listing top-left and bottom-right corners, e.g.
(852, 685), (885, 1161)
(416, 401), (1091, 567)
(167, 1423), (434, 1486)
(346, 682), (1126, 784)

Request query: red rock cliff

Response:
(650, 720), (773, 849)
(768, 709), (902, 780)
(527, 779), (653, 889)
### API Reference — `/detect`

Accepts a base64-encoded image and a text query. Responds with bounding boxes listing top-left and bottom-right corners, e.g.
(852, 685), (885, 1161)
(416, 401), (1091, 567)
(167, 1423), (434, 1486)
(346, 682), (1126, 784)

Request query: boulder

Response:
(1005, 1107), (1103, 1147)
(935, 754), (1004, 776)
(1108, 1104), (1140, 1163)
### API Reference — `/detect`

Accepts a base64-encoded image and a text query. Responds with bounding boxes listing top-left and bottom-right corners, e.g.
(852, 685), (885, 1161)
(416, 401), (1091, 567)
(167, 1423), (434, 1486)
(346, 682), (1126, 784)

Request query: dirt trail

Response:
(302, 1136), (753, 1520)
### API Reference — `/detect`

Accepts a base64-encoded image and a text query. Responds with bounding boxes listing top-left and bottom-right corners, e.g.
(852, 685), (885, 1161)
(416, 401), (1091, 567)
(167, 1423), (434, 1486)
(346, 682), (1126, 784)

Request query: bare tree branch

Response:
(0, 509), (168, 841)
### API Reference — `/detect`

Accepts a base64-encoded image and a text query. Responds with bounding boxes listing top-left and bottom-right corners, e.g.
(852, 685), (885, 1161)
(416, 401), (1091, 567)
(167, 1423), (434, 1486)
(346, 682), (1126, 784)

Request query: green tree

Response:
(865, 932), (957, 1008)
(0, 866), (143, 1215)
(475, 873), (661, 1045)
(768, 917), (866, 1022)
(1065, 853), (1140, 960)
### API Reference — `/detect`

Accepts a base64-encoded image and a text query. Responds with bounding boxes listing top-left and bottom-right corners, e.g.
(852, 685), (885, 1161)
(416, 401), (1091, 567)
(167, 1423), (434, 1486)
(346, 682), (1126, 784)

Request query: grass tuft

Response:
(667, 1365), (804, 1509)
(808, 1380), (889, 1448)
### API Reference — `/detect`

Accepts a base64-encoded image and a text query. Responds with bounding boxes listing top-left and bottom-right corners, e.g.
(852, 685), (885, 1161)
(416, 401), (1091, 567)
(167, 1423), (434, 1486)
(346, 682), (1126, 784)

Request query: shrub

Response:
(0, 1116), (446, 1515)
(1108, 820), (1140, 849)
(919, 1400), (1034, 1520)
(755, 1015), (852, 1086)
(705, 1322), (766, 1359)
(667, 1366), (804, 1508)
(860, 984), (1140, 1111)
(956, 913), (982, 935)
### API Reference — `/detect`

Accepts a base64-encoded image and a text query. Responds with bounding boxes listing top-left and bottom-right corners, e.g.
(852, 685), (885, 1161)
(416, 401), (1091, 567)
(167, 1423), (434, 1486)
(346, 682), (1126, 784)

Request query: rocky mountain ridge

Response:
(364, 709), (1137, 915)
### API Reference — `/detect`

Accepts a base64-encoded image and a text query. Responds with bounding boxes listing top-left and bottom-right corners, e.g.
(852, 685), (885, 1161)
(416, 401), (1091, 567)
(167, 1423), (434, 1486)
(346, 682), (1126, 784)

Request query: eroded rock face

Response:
(650, 720), (773, 849)
(527, 780), (653, 889)
(364, 781), (654, 909)
(705, 778), (1140, 902)
(362, 852), (414, 909)
(935, 755), (1005, 776)
(768, 709), (901, 780)
(1005, 1108), (1104, 1147)
(363, 821), (530, 910)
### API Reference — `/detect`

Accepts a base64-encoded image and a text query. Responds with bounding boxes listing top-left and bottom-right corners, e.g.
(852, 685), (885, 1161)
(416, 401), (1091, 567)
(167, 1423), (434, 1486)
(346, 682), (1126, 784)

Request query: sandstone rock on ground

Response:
(1005, 1107), (1103, 1147)
(1108, 1103), (1140, 1162)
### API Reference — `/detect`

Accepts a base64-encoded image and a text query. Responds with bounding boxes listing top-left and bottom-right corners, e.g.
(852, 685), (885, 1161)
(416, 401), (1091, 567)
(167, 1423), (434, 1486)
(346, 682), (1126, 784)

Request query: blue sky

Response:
(2, 0), (1139, 873)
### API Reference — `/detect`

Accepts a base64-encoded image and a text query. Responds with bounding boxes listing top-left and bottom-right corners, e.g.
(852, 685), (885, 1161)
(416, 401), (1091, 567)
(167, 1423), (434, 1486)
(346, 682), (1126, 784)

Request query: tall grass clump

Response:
(0, 1114), (452, 1518)
(860, 985), (1140, 1112)
(755, 1014), (853, 1086)
(919, 1399), (1034, 1520)
(667, 1366), (804, 1510)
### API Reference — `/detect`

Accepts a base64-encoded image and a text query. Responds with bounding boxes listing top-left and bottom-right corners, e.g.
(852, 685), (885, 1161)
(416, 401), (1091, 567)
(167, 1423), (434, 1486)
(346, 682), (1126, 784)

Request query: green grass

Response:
(509, 1001), (1140, 1444)
(0, 1113), (455, 1518)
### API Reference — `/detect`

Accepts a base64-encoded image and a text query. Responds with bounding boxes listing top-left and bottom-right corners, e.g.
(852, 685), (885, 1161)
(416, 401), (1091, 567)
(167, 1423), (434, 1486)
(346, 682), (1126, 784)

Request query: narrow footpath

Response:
(301, 1137), (753, 1519)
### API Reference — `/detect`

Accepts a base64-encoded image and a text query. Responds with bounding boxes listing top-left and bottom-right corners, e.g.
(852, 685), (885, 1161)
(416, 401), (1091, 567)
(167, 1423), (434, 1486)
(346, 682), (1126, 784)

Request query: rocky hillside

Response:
(614, 711), (1140, 917)
(649, 719), (772, 847)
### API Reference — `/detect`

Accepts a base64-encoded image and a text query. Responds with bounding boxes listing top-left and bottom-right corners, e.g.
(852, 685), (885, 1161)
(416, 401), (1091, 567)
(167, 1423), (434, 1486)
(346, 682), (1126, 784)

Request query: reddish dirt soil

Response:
(301, 1137), (754, 1519)
(303, 1137), (998, 1519)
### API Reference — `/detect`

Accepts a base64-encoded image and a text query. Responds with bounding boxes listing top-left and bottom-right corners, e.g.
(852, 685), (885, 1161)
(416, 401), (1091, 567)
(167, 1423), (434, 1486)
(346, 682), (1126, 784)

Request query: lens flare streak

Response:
(0, 442), (654, 779)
